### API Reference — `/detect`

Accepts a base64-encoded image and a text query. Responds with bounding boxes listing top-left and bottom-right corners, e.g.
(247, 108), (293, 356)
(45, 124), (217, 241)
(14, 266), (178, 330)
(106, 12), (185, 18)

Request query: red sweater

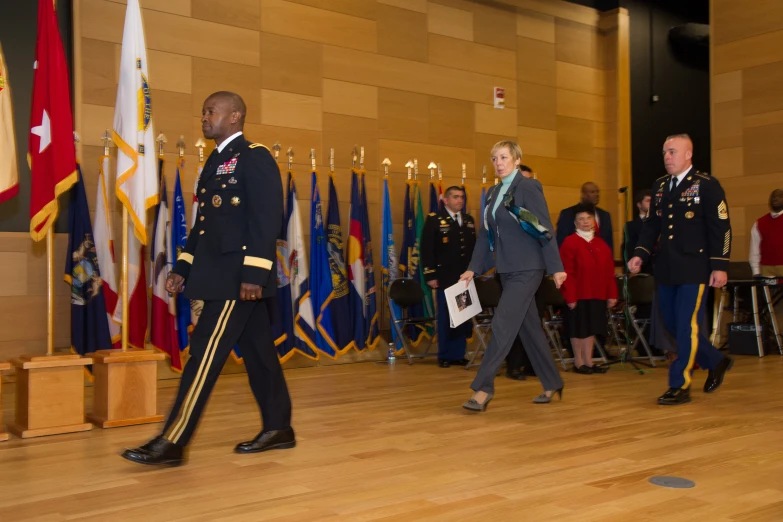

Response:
(559, 233), (618, 304)
(758, 213), (783, 266)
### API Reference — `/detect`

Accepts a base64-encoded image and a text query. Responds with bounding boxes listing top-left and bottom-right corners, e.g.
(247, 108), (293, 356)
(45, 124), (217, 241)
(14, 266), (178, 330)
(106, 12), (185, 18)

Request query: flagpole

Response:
(46, 229), (54, 356)
(381, 157), (391, 340)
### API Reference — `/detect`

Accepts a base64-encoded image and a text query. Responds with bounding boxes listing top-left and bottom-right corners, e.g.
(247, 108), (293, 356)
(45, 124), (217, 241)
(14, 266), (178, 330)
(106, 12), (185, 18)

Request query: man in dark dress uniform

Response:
(629, 134), (734, 406)
(622, 189), (652, 271)
(122, 92), (295, 466)
(421, 186), (476, 367)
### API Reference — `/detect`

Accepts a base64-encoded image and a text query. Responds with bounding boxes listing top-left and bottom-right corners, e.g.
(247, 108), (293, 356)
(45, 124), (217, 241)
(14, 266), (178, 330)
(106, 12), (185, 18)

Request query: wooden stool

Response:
(0, 361), (11, 442)
(9, 355), (92, 439)
(88, 349), (165, 428)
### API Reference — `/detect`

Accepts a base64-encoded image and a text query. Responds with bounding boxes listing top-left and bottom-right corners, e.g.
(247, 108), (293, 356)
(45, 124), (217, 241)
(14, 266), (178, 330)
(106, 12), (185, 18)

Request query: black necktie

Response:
(671, 177), (679, 191)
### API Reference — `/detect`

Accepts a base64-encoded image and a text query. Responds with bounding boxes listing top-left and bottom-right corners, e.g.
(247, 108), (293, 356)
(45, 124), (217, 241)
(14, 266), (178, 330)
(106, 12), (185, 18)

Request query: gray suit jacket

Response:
(468, 173), (563, 276)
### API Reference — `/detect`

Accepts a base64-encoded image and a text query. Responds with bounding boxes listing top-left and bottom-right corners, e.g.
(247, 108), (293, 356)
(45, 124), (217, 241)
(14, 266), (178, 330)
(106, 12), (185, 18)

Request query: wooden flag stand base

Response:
(87, 349), (165, 428)
(8, 355), (93, 439)
(0, 361), (11, 441)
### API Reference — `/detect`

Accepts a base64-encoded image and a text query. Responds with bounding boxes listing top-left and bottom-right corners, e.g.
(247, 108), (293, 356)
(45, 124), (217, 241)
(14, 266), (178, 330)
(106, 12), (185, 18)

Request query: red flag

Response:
(28, 0), (77, 241)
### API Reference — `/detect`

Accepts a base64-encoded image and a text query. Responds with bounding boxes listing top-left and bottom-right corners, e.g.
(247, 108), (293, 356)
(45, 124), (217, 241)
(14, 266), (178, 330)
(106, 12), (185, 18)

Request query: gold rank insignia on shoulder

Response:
(231, 196), (240, 206)
(685, 211), (694, 219)
(429, 212), (437, 217)
(212, 195), (222, 207)
(718, 200), (728, 220)
(248, 143), (270, 151)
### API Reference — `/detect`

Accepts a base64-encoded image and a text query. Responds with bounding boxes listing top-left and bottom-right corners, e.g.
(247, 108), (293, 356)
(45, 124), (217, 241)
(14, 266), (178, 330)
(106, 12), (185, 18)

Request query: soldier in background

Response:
(421, 186), (476, 367)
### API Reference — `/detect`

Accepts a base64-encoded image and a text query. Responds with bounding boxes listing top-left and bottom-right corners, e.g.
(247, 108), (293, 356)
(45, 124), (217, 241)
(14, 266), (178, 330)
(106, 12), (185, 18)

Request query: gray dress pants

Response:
(471, 270), (564, 394)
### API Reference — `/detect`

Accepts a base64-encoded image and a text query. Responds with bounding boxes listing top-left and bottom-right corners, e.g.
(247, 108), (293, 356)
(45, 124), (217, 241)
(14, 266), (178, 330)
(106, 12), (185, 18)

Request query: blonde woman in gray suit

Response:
(460, 141), (566, 411)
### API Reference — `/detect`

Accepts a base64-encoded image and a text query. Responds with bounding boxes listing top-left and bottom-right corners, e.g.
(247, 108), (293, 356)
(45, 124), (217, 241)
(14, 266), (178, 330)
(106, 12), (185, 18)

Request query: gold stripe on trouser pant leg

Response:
(682, 284), (705, 389)
(166, 301), (235, 443)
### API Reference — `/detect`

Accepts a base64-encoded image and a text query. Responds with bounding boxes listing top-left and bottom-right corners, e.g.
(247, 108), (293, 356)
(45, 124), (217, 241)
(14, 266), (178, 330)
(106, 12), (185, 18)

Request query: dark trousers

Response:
(505, 337), (532, 372)
(471, 270), (563, 394)
(436, 287), (469, 361)
(162, 299), (292, 446)
(657, 284), (725, 390)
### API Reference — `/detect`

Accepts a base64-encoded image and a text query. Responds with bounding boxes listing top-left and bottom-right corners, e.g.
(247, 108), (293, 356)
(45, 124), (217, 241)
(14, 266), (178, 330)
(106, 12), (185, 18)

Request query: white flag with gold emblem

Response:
(0, 42), (19, 203)
(112, 0), (157, 243)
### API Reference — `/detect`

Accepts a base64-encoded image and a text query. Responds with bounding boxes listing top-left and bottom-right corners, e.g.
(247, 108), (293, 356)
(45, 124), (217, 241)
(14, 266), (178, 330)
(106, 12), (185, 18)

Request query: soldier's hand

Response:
(553, 272), (567, 289)
(607, 299), (617, 308)
(427, 280), (438, 289)
(165, 273), (185, 294)
(567, 302), (577, 310)
(240, 283), (263, 301)
(709, 270), (728, 288)
(627, 256), (643, 274)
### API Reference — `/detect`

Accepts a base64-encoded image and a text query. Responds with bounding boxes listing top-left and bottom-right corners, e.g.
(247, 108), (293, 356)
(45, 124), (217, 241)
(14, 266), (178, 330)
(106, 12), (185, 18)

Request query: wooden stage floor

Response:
(1, 356), (782, 521)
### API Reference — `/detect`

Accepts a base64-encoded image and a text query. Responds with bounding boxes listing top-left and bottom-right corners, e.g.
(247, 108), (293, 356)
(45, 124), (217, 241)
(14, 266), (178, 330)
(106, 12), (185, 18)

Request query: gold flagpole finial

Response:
(156, 133), (167, 157)
(310, 148), (317, 171)
(461, 163), (467, 185)
(195, 138), (206, 163)
(101, 129), (111, 156)
(176, 136), (186, 158)
(330, 148), (335, 172)
(382, 158), (391, 177)
(351, 146), (358, 169)
(427, 161), (437, 181)
(360, 146), (365, 170)
(413, 158), (419, 181)
(405, 160), (413, 181)
(287, 147), (294, 171)
(482, 165), (487, 184)
(272, 141), (281, 160)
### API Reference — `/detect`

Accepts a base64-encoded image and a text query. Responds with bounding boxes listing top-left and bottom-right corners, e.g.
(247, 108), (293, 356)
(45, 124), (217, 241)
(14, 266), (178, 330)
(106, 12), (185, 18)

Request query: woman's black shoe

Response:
(573, 365), (593, 374)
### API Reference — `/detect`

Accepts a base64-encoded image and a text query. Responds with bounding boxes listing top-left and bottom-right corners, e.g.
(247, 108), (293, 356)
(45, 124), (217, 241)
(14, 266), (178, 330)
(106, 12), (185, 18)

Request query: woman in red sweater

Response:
(559, 203), (618, 374)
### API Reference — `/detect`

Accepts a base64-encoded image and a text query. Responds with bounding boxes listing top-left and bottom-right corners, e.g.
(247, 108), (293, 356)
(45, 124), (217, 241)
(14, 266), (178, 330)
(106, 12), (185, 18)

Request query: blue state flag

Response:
(429, 181), (439, 214)
(64, 165), (113, 365)
(381, 176), (403, 350)
(326, 173), (353, 352)
(309, 170), (338, 358)
(172, 160), (190, 353)
(360, 172), (379, 349)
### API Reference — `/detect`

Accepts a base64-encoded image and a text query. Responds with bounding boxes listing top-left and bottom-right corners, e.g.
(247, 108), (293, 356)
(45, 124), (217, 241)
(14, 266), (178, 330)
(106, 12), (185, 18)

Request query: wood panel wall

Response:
(711, 0), (783, 261)
(0, 0), (630, 373)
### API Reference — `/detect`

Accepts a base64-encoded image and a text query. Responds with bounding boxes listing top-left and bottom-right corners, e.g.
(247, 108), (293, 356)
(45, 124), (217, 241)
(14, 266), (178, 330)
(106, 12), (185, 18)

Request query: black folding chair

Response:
(535, 277), (609, 370)
(465, 276), (502, 370)
(387, 278), (436, 364)
(610, 274), (662, 366)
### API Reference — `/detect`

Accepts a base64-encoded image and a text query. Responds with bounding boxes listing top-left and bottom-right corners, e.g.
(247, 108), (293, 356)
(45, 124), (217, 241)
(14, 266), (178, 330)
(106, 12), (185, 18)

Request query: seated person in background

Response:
(749, 188), (783, 278)
(559, 203), (617, 374)
(622, 189), (653, 272)
(556, 181), (614, 256)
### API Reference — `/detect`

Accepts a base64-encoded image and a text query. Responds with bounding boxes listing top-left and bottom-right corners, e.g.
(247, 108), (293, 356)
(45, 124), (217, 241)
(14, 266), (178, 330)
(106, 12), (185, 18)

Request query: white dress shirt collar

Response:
(671, 165), (693, 188)
(216, 131), (243, 154)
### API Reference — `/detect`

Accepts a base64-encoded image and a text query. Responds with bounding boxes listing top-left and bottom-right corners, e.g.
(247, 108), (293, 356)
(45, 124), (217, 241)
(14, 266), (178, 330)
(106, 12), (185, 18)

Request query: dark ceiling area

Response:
(564, 0), (709, 22)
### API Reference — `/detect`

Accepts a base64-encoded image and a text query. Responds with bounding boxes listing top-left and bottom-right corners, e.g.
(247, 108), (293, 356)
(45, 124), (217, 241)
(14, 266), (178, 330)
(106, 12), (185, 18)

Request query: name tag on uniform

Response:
(217, 158), (237, 176)
(466, 222), (474, 228)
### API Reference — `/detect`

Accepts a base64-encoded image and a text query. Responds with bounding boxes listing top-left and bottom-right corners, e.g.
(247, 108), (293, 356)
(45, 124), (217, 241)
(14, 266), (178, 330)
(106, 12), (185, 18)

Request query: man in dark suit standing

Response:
(557, 182), (614, 256)
(629, 134), (733, 406)
(121, 91), (295, 466)
(622, 189), (652, 271)
(421, 186), (476, 367)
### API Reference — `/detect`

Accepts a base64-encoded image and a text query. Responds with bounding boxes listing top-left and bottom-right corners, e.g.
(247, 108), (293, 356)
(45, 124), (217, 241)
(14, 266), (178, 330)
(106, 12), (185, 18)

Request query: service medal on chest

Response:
(212, 195), (222, 208)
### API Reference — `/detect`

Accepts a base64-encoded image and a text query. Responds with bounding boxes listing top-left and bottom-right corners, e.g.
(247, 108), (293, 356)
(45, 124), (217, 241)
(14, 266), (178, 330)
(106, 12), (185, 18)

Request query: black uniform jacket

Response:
(634, 169), (731, 285)
(421, 207), (477, 288)
(172, 135), (283, 300)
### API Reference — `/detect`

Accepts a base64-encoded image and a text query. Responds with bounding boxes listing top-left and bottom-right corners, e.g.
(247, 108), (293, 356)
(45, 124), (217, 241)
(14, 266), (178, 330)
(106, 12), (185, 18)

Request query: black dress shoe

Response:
(704, 356), (734, 393)
(234, 427), (296, 454)
(451, 358), (470, 366)
(573, 365), (593, 374)
(121, 436), (185, 466)
(657, 387), (691, 405)
(506, 369), (527, 380)
(438, 360), (451, 368)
